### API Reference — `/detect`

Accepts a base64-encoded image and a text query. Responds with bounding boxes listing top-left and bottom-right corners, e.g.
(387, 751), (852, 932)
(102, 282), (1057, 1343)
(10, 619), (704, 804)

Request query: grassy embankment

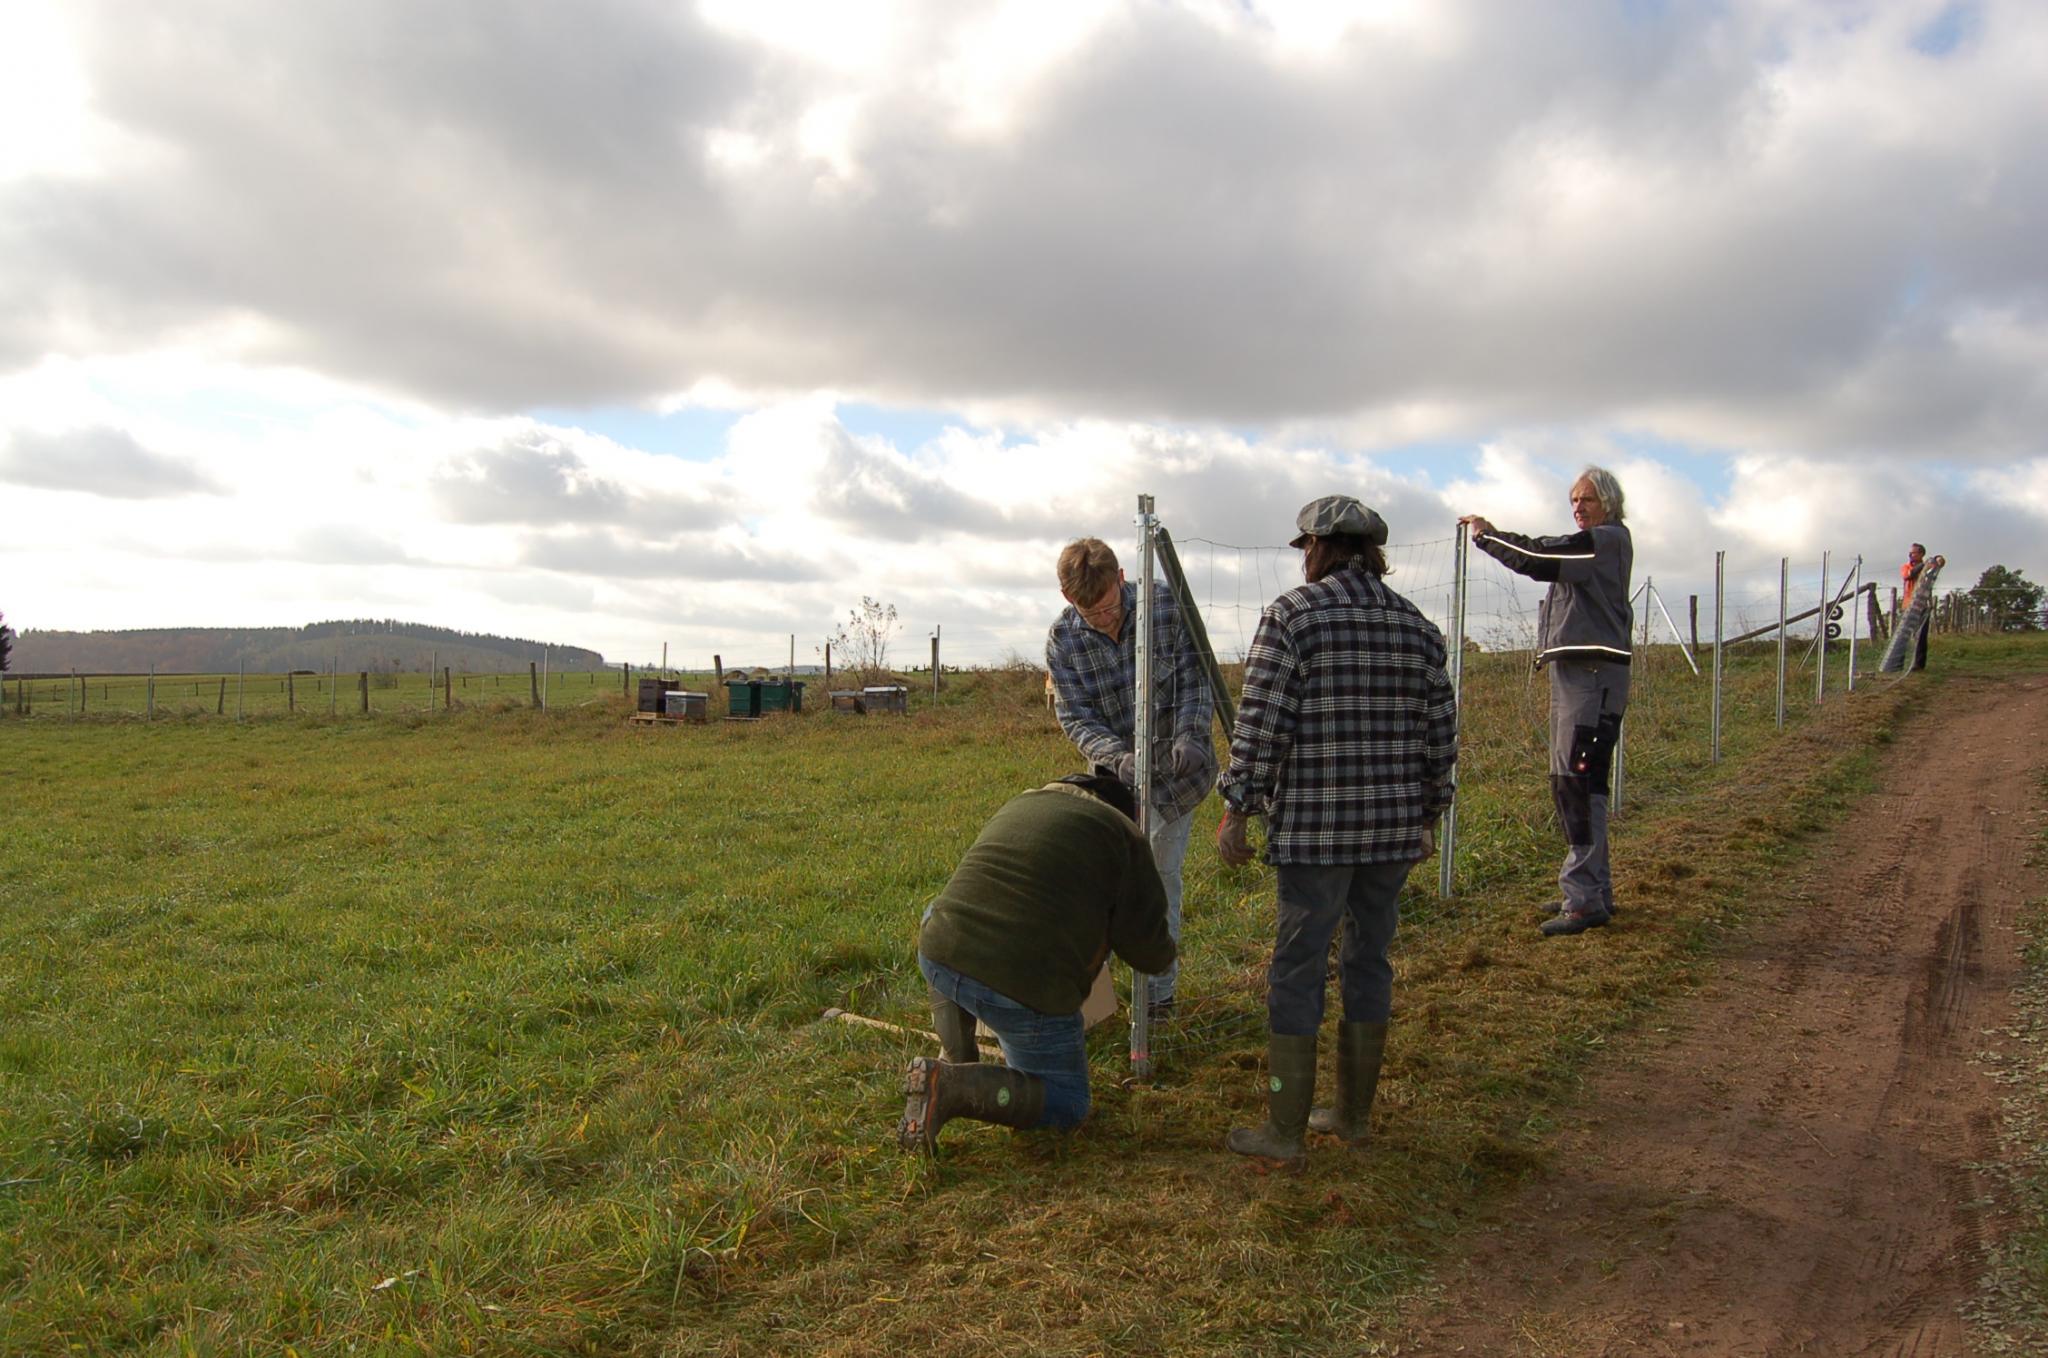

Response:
(3, 635), (2041, 1355)
(1970, 764), (2048, 1353)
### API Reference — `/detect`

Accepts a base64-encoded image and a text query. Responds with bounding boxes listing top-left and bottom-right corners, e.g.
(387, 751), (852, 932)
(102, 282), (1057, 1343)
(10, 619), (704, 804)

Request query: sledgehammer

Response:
(819, 1007), (1000, 1053)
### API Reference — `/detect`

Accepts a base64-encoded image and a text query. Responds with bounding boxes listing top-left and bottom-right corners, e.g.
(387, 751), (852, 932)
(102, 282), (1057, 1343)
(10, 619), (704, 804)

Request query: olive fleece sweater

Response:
(917, 787), (1176, 1015)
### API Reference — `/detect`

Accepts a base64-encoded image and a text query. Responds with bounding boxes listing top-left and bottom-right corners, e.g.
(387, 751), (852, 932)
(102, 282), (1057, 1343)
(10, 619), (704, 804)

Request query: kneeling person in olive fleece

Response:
(900, 773), (1176, 1152)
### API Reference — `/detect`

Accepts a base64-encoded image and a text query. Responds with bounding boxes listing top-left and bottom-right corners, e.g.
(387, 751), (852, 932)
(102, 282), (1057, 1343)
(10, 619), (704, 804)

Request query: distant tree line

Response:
(1966, 566), (2045, 632)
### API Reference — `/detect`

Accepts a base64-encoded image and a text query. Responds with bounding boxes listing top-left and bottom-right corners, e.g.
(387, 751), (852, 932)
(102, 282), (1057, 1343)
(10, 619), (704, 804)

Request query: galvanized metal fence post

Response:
(1815, 551), (1829, 704)
(1846, 558), (1862, 692)
(1439, 523), (1468, 899)
(1711, 550), (1725, 762)
(1131, 493), (1157, 1080)
(1616, 580), (1646, 817)
(1776, 557), (1788, 729)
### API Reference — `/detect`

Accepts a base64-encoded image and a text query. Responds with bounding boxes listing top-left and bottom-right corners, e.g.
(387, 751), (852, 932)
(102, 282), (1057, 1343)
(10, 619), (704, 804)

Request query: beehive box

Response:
(863, 685), (908, 715)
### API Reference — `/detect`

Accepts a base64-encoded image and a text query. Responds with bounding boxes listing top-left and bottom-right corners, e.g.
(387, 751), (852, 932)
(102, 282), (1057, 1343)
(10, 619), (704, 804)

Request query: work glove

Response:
(1216, 809), (1257, 867)
(1111, 751), (1137, 785)
(1170, 732), (1210, 778)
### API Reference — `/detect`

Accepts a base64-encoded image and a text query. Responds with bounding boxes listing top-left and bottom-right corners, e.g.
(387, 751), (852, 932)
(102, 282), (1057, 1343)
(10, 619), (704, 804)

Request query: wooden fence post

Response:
(216, 677), (226, 715)
(359, 671), (369, 713)
(714, 654), (724, 688)
(530, 661), (540, 708)
(287, 672), (295, 712)
(1688, 595), (1700, 656)
(620, 661), (629, 695)
(444, 666), (453, 709)
(824, 643), (832, 687)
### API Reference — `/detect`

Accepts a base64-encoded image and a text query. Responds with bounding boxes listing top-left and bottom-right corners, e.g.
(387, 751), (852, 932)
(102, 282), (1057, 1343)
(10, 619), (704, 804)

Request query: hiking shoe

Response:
(1539, 899), (1620, 918)
(1539, 907), (1612, 937)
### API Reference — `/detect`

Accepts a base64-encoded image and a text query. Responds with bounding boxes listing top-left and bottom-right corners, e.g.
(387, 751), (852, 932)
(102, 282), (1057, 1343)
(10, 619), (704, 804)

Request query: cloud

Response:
(520, 529), (824, 584)
(0, 425), (221, 498)
(2, 4), (2045, 667)
(432, 433), (725, 531)
(1, 2), (2043, 457)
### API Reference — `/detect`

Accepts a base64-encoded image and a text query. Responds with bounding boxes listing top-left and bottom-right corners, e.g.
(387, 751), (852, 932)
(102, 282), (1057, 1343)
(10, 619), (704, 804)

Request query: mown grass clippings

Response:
(0, 637), (2039, 1354)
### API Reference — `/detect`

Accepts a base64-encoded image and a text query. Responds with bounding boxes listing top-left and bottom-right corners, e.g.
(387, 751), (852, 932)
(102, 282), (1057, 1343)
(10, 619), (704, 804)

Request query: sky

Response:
(2, 0), (2044, 668)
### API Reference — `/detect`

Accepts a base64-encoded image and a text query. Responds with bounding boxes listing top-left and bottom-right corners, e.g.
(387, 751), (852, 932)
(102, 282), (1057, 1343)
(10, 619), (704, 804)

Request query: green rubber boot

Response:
(929, 989), (980, 1064)
(1226, 1032), (1317, 1163)
(897, 1057), (1047, 1154)
(1307, 1020), (1387, 1145)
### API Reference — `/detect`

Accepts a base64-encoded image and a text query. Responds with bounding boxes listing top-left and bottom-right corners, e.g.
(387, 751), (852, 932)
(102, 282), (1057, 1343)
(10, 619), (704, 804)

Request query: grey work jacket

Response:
(1474, 522), (1634, 665)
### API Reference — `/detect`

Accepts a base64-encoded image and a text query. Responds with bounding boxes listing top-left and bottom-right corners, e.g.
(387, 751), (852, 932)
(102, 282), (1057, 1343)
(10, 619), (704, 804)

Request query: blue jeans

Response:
(918, 955), (1090, 1128)
(1266, 860), (1412, 1037)
(1144, 802), (1195, 1005)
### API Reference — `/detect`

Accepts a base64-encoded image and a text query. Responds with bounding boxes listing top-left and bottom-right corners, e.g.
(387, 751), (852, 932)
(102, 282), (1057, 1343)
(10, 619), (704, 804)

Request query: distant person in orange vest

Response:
(1900, 543), (1945, 672)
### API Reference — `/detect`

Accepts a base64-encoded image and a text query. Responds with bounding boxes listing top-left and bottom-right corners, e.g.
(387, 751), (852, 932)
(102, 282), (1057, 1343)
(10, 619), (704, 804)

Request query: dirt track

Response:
(1395, 673), (2048, 1357)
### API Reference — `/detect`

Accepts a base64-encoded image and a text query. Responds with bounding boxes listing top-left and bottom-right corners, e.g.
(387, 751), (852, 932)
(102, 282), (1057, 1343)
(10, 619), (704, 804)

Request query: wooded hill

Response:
(10, 621), (607, 675)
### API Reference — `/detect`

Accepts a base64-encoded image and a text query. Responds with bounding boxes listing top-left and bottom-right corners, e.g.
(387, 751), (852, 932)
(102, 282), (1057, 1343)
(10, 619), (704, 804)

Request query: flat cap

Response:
(1289, 494), (1388, 548)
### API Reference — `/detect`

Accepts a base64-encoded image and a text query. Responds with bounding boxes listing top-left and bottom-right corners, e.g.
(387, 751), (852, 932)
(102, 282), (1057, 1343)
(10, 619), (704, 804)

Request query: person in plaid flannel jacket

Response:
(1045, 537), (1217, 1017)
(1217, 495), (1457, 1163)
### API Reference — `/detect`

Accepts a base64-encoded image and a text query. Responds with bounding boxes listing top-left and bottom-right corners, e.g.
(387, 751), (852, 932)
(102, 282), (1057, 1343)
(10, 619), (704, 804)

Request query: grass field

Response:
(4, 635), (2041, 1355)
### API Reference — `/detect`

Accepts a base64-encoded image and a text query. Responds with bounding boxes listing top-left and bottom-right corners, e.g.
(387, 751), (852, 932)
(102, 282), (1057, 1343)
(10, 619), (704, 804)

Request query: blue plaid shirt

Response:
(1046, 580), (1217, 823)
(1219, 561), (1458, 864)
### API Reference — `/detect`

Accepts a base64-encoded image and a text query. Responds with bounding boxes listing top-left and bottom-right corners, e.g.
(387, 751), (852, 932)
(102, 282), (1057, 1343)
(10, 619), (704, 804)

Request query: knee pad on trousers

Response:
(1566, 712), (1623, 796)
(1551, 774), (1595, 846)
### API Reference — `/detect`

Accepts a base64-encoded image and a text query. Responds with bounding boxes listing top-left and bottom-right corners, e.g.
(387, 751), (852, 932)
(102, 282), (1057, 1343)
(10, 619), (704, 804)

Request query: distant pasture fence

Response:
(0, 662), (667, 721)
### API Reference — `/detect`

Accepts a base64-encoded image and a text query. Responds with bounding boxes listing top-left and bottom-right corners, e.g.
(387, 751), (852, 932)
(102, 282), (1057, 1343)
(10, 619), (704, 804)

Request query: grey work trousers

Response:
(1547, 658), (1631, 914)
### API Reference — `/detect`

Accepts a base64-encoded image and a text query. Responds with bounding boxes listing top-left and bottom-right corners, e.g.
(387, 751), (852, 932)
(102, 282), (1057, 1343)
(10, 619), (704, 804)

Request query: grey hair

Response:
(1577, 465), (1625, 523)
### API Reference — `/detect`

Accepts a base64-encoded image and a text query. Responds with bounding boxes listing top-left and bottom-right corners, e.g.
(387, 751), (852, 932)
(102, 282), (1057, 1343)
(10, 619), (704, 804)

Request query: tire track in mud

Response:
(1395, 675), (2048, 1357)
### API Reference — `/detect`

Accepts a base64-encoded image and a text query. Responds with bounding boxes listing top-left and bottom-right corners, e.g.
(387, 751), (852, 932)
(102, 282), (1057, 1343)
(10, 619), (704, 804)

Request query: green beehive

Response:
(724, 679), (761, 718)
(758, 679), (805, 713)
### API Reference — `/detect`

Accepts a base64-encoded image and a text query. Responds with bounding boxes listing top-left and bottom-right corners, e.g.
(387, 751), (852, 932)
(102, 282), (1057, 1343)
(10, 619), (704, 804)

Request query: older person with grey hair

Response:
(1459, 467), (1634, 937)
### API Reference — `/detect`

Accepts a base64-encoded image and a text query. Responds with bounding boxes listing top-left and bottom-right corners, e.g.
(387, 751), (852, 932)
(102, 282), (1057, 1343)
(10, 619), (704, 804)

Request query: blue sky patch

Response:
(530, 404), (739, 460)
(836, 402), (979, 452)
(1912, 2), (1975, 57)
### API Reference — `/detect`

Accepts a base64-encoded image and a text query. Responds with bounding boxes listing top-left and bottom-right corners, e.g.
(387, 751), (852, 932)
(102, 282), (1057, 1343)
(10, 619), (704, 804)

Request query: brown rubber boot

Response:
(897, 1057), (1047, 1154)
(1226, 1032), (1316, 1163)
(1307, 1020), (1387, 1145)
(929, 990), (979, 1064)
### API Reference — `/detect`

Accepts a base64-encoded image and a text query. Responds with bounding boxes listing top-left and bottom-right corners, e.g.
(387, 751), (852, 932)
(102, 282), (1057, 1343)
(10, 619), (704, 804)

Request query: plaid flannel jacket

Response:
(1219, 561), (1458, 864)
(1045, 579), (1217, 823)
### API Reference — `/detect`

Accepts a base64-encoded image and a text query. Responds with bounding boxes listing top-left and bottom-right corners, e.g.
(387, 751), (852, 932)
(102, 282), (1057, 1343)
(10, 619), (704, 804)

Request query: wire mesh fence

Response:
(1116, 499), (1980, 1075)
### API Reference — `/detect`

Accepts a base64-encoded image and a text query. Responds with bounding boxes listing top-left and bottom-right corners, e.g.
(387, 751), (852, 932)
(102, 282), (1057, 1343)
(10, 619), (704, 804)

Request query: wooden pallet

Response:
(627, 711), (706, 726)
